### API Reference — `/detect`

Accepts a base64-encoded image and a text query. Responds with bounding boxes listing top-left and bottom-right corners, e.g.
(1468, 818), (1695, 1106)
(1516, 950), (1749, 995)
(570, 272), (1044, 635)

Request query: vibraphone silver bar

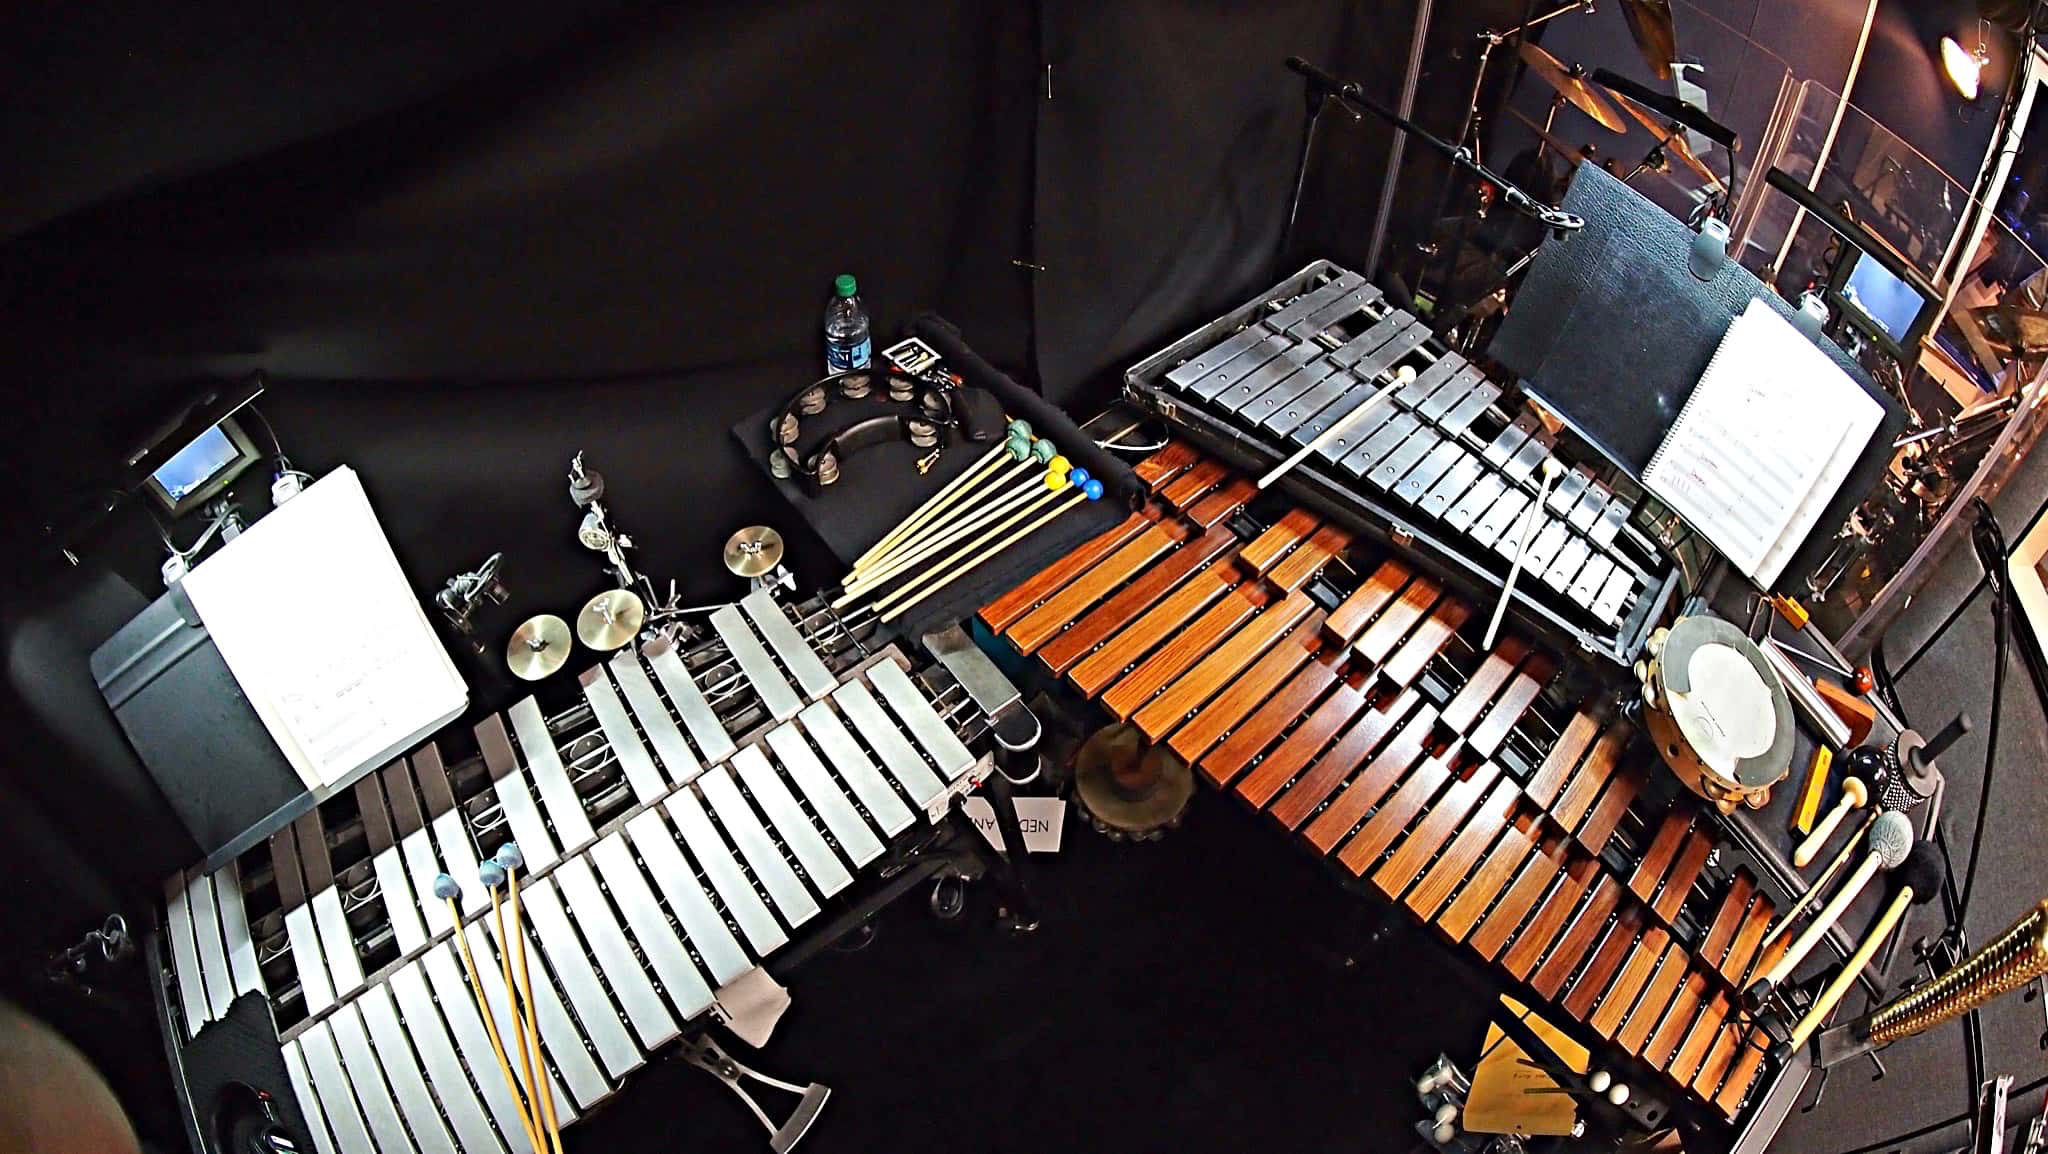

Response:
(160, 588), (1004, 1154)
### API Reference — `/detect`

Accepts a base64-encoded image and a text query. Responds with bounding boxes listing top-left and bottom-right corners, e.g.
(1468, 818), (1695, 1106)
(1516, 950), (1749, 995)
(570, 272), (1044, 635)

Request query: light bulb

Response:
(1943, 36), (1983, 100)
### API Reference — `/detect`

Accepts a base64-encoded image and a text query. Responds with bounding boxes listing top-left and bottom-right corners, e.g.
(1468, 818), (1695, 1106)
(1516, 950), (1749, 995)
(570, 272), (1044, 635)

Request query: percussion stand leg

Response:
(677, 1035), (830, 1154)
(980, 771), (1042, 936)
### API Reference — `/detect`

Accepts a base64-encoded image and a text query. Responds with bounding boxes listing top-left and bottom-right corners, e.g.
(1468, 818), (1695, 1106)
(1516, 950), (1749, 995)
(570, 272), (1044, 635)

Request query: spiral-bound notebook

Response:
(1641, 298), (1884, 588)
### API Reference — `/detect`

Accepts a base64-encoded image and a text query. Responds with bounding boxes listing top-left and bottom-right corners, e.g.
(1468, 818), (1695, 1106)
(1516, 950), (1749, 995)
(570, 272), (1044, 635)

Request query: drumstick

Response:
(1482, 458), (1565, 651)
(435, 873), (541, 1151)
(855, 436), (1036, 573)
(496, 844), (561, 1154)
(1256, 366), (1414, 489)
(877, 473), (1105, 623)
(1745, 810), (1912, 1011)
(479, 859), (542, 1138)
(1794, 777), (1869, 868)
(1785, 844), (1944, 1052)
(1764, 810), (1878, 953)
(841, 457), (1069, 599)
(853, 429), (1023, 569)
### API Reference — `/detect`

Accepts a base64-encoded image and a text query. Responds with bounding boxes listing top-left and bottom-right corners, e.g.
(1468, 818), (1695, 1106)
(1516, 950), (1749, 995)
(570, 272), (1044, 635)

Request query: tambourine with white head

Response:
(1636, 613), (1794, 812)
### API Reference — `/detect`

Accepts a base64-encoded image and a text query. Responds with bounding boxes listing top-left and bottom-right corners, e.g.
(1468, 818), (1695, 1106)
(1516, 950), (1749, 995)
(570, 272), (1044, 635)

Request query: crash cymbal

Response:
(1610, 91), (1718, 184)
(576, 588), (645, 650)
(1072, 724), (1194, 841)
(507, 614), (572, 681)
(724, 526), (785, 578)
(1518, 42), (1626, 133)
(1507, 106), (1591, 169)
(1617, 0), (1678, 80)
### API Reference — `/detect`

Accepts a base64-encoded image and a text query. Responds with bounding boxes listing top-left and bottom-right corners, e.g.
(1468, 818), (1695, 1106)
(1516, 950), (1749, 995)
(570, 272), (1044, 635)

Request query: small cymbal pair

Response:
(505, 588), (647, 680)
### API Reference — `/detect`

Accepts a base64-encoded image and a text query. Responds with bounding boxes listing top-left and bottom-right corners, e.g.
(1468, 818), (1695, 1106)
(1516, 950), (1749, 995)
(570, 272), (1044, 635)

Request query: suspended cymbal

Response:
(1072, 724), (1194, 841)
(1610, 90), (1718, 184)
(1518, 42), (1626, 133)
(1506, 106), (1591, 169)
(1617, 0), (1679, 81)
(507, 614), (572, 681)
(576, 588), (645, 650)
(724, 526), (785, 578)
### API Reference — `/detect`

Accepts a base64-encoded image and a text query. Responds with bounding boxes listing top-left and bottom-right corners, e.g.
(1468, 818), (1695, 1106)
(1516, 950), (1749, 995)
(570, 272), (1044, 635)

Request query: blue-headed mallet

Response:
(479, 856), (544, 1144)
(441, 870), (541, 1150)
(495, 843), (560, 1153)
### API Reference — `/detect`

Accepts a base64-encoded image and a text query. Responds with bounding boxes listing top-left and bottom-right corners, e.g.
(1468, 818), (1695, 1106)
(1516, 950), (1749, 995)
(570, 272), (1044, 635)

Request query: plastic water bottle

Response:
(824, 273), (872, 374)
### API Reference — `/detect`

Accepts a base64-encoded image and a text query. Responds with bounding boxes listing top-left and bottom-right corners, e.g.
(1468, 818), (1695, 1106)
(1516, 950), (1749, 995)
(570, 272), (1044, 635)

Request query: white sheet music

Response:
(1642, 299), (1883, 587)
(181, 467), (467, 790)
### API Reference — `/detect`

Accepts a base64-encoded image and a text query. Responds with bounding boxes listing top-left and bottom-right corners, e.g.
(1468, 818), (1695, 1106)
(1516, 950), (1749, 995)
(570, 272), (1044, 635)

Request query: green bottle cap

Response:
(834, 274), (858, 297)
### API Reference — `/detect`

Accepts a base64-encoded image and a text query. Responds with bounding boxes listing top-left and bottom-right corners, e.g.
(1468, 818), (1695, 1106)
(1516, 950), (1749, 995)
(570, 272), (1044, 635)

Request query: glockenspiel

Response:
(1119, 260), (1683, 667)
(157, 587), (1012, 1154)
(984, 443), (1797, 1130)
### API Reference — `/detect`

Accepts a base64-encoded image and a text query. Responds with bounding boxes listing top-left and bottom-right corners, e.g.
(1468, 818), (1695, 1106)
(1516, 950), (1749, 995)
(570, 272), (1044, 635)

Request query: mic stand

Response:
(1286, 57), (1586, 243)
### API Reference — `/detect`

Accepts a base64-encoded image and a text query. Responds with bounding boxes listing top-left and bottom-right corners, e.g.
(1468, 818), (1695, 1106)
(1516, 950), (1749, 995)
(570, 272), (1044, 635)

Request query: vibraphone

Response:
(1122, 260), (1681, 666)
(982, 445), (1796, 1130)
(158, 587), (1011, 1154)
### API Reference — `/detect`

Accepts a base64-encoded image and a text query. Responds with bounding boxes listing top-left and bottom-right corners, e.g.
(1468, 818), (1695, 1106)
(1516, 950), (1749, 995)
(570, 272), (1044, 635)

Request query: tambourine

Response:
(1636, 613), (1794, 812)
(766, 369), (968, 493)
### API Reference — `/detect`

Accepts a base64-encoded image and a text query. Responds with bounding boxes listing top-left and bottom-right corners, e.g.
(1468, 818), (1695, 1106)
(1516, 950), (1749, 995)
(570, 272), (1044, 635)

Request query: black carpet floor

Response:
(571, 793), (1500, 1154)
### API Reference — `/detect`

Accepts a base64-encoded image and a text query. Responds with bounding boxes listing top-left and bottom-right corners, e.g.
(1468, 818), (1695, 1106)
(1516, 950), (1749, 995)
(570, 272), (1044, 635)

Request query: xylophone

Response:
(1121, 260), (1682, 667)
(982, 443), (1797, 1130)
(158, 587), (1014, 1154)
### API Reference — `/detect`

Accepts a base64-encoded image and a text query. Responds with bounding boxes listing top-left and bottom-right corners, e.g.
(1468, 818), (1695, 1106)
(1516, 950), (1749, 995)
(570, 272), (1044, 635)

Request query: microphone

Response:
(1794, 775), (1869, 868)
(1787, 843), (1944, 1055)
(1747, 811), (1913, 1011)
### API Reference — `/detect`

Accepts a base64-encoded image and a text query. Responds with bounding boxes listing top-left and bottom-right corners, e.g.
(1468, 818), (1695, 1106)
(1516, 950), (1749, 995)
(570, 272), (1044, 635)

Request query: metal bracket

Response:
(677, 1035), (830, 1154)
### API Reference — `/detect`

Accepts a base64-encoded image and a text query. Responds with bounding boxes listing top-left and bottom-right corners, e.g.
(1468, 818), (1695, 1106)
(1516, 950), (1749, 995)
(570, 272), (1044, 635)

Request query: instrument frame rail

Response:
(1122, 259), (1680, 668)
(149, 590), (1023, 1154)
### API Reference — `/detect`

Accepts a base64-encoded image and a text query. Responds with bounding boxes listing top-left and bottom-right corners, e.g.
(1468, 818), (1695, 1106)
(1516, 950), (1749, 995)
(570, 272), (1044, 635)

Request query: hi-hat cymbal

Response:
(1610, 90), (1718, 184)
(1518, 42), (1626, 133)
(507, 614), (572, 681)
(1072, 724), (1194, 841)
(1507, 106), (1591, 169)
(724, 526), (785, 578)
(576, 588), (646, 650)
(1617, 0), (1678, 80)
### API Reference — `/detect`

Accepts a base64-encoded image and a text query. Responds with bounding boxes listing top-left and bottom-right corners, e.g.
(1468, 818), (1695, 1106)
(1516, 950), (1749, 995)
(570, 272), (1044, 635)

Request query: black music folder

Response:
(1488, 164), (1906, 594)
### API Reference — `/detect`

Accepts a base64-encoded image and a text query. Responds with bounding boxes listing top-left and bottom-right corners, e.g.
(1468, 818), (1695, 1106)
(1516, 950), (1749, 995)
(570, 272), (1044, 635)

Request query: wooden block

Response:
(1497, 852), (1595, 975)
(1266, 525), (1351, 593)
(1562, 906), (1646, 1020)
(1238, 508), (1322, 571)
(1007, 523), (1176, 653)
(1338, 744), (1458, 874)
(1375, 762), (1502, 899)
(1714, 1027), (1773, 1117)
(1406, 779), (1520, 921)
(1642, 967), (1710, 1070)
(1381, 599), (1473, 688)
(1243, 681), (1409, 815)
(1618, 941), (1689, 1055)
(1438, 821), (1539, 943)
(1700, 872), (1757, 968)
(1100, 584), (1263, 718)
(1156, 458), (1230, 508)
(1169, 617), (1324, 762)
(1549, 727), (1623, 831)
(1530, 877), (1623, 1000)
(1668, 991), (1730, 1084)
(1815, 677), (1876, 746)
(1467, 655), (1555, 759)
(1629, 809), (1693, 904)
(1303, 707), (1440, 852)
(1039, 522), (1238, 674)
(1323, 560), (1411, 642)
(1184, 479), (1260, 528)
(1590, 925), (1669, 1039)
(983, 511), (1150, 632)
(1130, 440), (1201, 488)
(1654, 829), (1716, 924)
(1791, 745), (1832, 836)
(1353, 577), (1440, 666)
(1476, 842), (1576, 965)
(1070, 568), (1234, 696)
(1522, 712), (1600, 809)
(1200, 659), (1341, 787)
(1133, 595), (1319, 740)
(1439, 637), (1531, 735)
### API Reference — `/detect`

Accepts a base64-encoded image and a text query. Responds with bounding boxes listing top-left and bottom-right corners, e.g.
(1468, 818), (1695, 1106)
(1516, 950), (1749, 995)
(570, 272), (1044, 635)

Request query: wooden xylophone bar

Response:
(982, 443), (1791, 1123)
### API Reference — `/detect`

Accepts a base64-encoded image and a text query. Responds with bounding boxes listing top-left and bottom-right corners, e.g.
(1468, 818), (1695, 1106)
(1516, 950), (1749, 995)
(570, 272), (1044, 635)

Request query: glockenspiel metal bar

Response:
(732, 746), (854, 896)
(648, 643), (740, 765)
(663, 790), (789, 957)
(710, 605), (803, 721)
(588, 833), (717, 1019)
(543, 860), (679, 1051)
(798, 701), (916, 837)
(164, 874), (210, 1034)
(606, 652), (705, 785)
(832, 681), (944, 808)
(868, 661), (974, 781)
(217, 859), (267, 997)
(327, 1000), (420, 1154)
(766, 723), (886, 868)
(467, 917), (609, 1110)
(742, 588), (837, 701)
(579, 667), (667, 805)
(355, 983), (460, 1154)
(698, 765), (821, 927)
(420, 945), (542, 1154)
(387, 962), (508, 1154)
(186, 871), (236, 1020)
(284, 904), (338, 1017)
(374, 840), (430, 957)
(623, 809), (753, 987)
(281, 1037), (342, 1154)
(510, 697), (598, 858)
(460, 921), (580, 1122)
(506, 875), (641, 1082)
(297, 1019), (379, 1154)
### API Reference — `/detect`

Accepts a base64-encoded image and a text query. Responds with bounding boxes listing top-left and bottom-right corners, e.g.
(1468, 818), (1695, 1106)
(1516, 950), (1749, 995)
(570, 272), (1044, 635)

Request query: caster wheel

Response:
(929, 875), (967, 920)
